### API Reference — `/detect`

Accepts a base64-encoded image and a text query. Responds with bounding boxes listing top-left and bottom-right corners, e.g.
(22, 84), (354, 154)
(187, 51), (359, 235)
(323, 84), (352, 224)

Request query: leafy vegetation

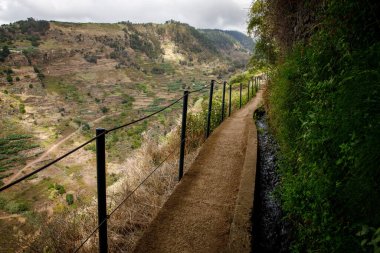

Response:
(199, 29), (254, 52)
(48, 183), (66, 195)
(0, 197), (29, 214)
(0, 17), (255, 251)
(249, 0), (380, 252)
(26, 34), (41, 47)
(126, 121), (148, 149)
(0, 18), (49, 48)
(0, 134), (38, 181)
(127, 27), (162, 59)
(121, 93), (135, 108)
(167, 79), (184, 92)
(84, 54), (98, 64)
(17, 18), (50, 35)
(0, 46), (10, 62)
(45, 77), (83, 103)
(198, 29), (235, 50)
(65, 194), (74, 205)
(186, 77), (255, 143)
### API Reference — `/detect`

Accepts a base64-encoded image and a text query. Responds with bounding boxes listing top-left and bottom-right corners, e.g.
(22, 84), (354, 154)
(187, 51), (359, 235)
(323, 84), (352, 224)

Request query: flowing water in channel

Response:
(251, 108), (292, 253)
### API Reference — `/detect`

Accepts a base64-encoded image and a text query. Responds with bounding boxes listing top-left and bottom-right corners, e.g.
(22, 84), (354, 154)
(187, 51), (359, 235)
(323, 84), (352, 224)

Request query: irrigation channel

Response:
(251, 107), (292, 253)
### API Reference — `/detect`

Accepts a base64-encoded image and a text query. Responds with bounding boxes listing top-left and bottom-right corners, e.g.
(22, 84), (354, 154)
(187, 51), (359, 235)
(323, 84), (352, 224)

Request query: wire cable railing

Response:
(0, 100), (180, 193)
(107, 95), (185, 133)
(72, 138), (184, 253)
(0, 133), (103, 192)
(0, 85), (207, 193)
(0, 75), (265, 253)
(188, 83), (210, 94)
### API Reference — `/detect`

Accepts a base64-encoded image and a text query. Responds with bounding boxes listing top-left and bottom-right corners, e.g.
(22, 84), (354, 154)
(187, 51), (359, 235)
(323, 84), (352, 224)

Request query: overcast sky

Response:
(0, 0), (252, 34)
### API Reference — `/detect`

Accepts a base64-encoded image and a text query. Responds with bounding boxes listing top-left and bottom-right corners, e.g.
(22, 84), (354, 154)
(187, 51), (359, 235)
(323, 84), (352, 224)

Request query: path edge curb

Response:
(227, 114), (257, 252)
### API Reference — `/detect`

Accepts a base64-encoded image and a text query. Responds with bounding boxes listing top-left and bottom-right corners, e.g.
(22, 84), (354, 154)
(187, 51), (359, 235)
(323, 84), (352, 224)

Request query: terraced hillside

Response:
(0, 19), (252, 221)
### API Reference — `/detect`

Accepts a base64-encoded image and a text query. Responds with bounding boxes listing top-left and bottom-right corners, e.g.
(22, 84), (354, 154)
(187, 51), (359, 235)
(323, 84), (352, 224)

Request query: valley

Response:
(0, 18), (253, 250)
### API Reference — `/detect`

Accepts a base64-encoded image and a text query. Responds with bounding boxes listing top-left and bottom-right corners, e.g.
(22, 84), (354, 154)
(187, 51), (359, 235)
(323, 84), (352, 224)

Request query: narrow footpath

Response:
(133, 89), (264, 253)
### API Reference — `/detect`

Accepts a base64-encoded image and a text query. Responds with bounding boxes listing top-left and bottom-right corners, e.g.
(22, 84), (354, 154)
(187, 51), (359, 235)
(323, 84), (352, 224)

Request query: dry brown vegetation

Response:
(16, 105), (206, 252)
(0, 19), (253, 252)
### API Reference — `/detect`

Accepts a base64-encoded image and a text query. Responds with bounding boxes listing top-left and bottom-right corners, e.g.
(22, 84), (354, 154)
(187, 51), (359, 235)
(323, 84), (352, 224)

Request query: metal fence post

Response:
(239, 83), (242, 109)
(257, 77), (259, 89)
(221, 81), (226, 122)
(178, 90), (188, 181)
(251, 79), (254, 97)
(206, 80), (215, 138)
(96, 128), (108, 253)
(247, 81), (250, 101)
(228, 83), (232, 117)
(258, 76), (260, 89)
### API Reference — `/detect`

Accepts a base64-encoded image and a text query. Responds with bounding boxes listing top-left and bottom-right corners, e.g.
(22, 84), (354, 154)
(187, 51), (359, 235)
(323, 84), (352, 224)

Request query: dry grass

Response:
(20, 103), (205, 253)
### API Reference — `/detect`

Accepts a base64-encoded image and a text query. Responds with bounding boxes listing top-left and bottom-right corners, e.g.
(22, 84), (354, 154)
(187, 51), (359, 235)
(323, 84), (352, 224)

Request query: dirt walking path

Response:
(0, 214), (20, 220)
(134, 89), (264, 253)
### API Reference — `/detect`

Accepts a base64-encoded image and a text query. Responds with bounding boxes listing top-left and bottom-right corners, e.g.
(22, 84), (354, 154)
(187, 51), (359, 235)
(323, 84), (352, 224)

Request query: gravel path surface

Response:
(134, 89), (263, 253)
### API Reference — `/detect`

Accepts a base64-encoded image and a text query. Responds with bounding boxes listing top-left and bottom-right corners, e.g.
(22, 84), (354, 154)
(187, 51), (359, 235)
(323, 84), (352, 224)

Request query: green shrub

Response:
(4, 200), (28, 213)
(151, 66), (165, 75)
(100, 106), (109, 113)
(6, 74), (12, 83)
(84, 54), (97, 64)
(19, 103), (26, 114)
(0, 197), (6, 209)
(81, 122), (90, 131)
(66, 194), (74, 205)
(37, 73), (45, 80)
(264, 2), (380, 251)
(0, 45), (10, 62)
(121, 94), (134, 108)
(48, 183), (66, 195)
(129, 32), (160, 58)
(136, 83), (148, 93)
(18, 18), (50, 35)
(33, 66), (40, 73)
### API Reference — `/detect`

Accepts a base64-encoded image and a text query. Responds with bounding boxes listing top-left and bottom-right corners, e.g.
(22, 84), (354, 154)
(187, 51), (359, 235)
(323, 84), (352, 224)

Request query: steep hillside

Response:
(0, 18), (251, 218)
(200, 29), (255, 52)
(223, 30), (255, 51)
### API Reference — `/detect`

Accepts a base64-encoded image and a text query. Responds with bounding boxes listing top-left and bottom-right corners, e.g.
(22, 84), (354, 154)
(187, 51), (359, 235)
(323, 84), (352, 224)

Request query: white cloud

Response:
(0, 0), (252, 33)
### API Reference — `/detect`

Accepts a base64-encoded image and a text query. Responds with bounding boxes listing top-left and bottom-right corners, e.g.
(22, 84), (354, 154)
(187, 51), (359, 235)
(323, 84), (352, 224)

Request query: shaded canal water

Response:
(251, 108), (291, 253)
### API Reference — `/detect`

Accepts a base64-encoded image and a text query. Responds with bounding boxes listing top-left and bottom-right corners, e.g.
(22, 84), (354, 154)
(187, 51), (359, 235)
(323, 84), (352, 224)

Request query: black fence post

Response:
(258, 76), (260, 89)
(96, 128), (108, 253)
(252, 79), (254, 97)
(228, 83), (232, 117)
(247, 81), (250, 101)
(239, 83), (242, 109)
(221, 81), (226, 123)
(257, 77), (259, 89)
(206, 80), (215, 138)
(178, 90), (188, 181)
